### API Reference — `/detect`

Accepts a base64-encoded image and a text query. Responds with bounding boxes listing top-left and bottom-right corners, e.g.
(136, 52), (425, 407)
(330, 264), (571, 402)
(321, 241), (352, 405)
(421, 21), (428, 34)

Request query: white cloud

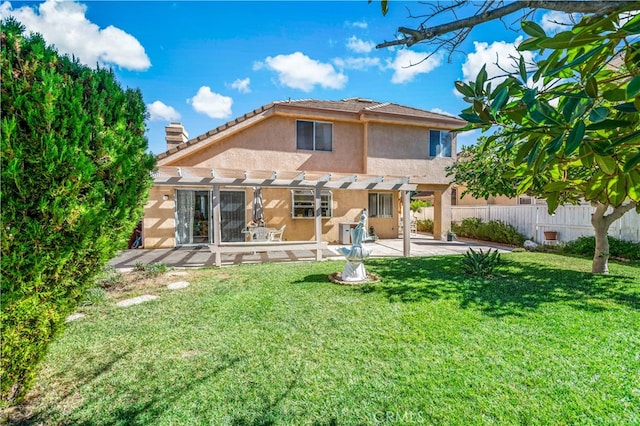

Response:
(147, 101), (181, 122)
(231, 78), (251, 93)
(346, 35), (375, 54)
(333, 56), (381, 71)
(0, 0), (150, 70)
(387, 50), (442, 84)
(188, 87), (233, 119)
(347, 20), (367, 29)
(255, 52), (347, 92)
(429, 108), (456, 117)
(540, 11), (581, 34)
(461, 37), (535, 86)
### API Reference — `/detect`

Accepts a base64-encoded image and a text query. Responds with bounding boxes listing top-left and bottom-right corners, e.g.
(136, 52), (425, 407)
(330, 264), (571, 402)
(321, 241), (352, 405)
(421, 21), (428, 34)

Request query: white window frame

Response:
(296, 120), (333, 152)
(291, 190), (332, 218)
(368, 192), (393, 218)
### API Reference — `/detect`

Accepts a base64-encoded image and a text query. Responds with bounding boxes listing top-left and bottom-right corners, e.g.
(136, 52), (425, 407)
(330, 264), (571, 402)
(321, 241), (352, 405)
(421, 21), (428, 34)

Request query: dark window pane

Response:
(429, 130), (439, 157)
(315, 122), (332, 151)
(297, 120), (314, 150)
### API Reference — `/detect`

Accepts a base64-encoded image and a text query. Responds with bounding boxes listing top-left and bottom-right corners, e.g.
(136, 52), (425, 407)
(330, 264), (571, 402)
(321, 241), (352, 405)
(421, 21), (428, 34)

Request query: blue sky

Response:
(1, 1), (571, 154)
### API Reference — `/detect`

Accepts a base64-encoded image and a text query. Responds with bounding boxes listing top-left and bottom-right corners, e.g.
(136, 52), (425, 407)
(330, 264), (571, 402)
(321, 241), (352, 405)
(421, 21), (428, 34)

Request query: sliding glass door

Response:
(175, 189), (246, 245)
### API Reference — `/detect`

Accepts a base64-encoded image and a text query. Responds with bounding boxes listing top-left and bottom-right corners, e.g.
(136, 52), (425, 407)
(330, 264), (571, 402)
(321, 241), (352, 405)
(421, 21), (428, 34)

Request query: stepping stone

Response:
(66, 313), (85, 322)
(168, 271), (189, 277)
(116, 295), (158, 307)
(167, 281), (189, 290)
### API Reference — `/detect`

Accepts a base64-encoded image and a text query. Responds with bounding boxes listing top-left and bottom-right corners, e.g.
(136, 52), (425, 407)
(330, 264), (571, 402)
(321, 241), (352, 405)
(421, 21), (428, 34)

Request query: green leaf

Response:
(517, 174), (534, 194)
(455, 81), (475, 98)
(518, 56), (527, 82)
(594, 154), (617, 175)
(611, 129), (640, 148)
(544, 181), (571, 191)
(562, 97), (580, 122)
(565, 120), (585, 155)
(602, 88), (626, 102)
(579, 142), (594, 168)
(547, 45), (605, 77)
(585, 77), (598, 98)
(545, 133), (564, 154)
(628, 170), (640, 201)
(459, 113), (486, 124)
(585, 172), (606, 200)
(490, 87), (509, 114)
(620, 12), (640, 34)
(623, 150), (640, 173)
(627, 76), (640, 98)
(588, 106), (608, 123)
(475, 65), (487, 92)
(518, 37), (542, 51)
(613, 102), (638, 113)
(606, 173), (627, 206)
(586, 119), (631, 130)
(522, 21), (547, 38)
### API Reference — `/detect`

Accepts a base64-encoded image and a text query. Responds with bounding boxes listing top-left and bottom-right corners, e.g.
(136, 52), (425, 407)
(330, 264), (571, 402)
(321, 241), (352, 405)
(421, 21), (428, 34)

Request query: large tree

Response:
(376, 1), (640, 274)
(1, 19), (156, 404)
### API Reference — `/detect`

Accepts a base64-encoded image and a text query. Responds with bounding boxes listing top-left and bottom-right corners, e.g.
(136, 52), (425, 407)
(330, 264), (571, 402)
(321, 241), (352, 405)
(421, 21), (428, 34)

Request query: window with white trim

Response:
(291, 190), (332, 218)
(429, 130), (452, 157)
(296, 120), (333, 151)
(368, 193), (393, 218)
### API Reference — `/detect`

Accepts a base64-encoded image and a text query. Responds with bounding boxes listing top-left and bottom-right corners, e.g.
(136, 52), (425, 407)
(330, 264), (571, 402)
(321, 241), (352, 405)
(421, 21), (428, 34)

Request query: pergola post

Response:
(212, 184), (222, 266)
(402, 190), (411, 257)
(314, 186), (323, 261)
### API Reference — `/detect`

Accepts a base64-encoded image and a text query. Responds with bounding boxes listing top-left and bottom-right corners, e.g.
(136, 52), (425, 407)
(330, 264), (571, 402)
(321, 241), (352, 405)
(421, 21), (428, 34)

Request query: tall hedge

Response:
(0, 19), (156, 405)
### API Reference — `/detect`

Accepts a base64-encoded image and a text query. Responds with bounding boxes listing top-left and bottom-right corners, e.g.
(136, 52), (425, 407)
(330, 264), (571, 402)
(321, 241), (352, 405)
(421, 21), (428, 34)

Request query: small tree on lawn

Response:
(1, 19), (156, 405)
(375, 2), (640, 274)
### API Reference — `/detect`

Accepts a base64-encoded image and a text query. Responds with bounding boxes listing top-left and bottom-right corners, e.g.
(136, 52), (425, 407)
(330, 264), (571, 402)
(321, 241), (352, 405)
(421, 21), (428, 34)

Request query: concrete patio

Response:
(109, 234), (514, 271)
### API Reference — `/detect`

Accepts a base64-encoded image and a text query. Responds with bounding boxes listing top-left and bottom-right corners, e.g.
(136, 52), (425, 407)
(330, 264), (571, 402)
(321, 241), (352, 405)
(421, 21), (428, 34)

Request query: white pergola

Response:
(153, 166), (417, 260)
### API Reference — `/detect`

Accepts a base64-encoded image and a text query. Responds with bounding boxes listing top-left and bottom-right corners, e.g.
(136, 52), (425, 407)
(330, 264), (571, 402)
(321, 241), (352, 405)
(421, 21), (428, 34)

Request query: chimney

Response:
(165, 122), (189, 150)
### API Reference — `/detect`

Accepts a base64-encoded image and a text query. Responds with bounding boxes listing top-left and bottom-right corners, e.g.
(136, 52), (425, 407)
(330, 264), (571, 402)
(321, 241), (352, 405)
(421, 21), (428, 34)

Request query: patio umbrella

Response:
(252, 187), (265, 226)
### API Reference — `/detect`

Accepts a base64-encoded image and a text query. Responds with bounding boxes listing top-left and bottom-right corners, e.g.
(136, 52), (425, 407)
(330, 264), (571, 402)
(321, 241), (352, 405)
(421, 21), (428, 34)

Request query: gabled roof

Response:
(157, 97), (465, 162)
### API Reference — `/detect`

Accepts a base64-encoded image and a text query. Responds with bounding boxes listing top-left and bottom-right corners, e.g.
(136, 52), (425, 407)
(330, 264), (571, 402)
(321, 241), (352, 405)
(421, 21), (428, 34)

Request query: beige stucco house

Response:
(143, 98), (465, 250)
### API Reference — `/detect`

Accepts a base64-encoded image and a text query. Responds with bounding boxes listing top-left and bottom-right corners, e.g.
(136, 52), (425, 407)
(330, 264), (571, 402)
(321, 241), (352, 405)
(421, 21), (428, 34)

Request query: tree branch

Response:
(376, 1), (640, 49)
(604, 201), (638, 227)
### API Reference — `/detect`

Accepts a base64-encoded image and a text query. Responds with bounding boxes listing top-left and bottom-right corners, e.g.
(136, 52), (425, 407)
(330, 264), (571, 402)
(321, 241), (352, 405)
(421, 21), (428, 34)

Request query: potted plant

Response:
(543, 231), (558, 241)
(447, 230), (456, 241)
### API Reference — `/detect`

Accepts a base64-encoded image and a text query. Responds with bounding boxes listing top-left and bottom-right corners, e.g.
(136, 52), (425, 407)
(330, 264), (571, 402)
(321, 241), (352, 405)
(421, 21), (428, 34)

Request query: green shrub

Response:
(134, 261), (146, 272)
(452, 218), (525, 246)
(562, 236), (640, 261)
(80, 288), (108, 307)
(461, 248), (501, 277)
(145, 262), (168, 278)
(95, 266), (126, 290)
(416, 219), (434, 233)
(1, 20), (155, 405)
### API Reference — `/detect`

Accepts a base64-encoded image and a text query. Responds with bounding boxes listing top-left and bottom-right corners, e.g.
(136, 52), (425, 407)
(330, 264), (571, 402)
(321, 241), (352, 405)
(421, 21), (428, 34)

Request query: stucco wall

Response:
(366, 122), (455, 183)
(143, 186), (176, 248)
(165, 116), (365, 174)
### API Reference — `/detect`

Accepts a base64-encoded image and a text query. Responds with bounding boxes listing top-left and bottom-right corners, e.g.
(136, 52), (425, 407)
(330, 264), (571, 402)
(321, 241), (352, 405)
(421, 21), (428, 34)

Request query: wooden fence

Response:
(416, 204), (640, 243)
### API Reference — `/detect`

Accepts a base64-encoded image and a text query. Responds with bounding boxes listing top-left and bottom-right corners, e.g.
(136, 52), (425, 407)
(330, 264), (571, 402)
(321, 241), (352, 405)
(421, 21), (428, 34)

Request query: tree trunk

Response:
(590, 201), (637, 274)
(591, 204), (610, 274)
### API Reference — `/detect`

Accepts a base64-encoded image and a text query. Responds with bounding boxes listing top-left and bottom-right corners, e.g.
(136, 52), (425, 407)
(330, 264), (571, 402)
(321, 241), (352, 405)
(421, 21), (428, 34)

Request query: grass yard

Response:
(5, 252), (640, 425)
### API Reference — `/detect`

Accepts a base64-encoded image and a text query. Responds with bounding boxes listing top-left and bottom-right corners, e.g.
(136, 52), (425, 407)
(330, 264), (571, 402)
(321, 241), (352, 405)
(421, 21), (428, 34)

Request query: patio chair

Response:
(269, 225), (286, 242)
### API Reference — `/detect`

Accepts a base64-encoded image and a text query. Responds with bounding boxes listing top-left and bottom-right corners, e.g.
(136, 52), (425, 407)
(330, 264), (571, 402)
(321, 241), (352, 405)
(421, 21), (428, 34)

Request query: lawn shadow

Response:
(362, 255), (640, 317)
(8, 351), (242, 426)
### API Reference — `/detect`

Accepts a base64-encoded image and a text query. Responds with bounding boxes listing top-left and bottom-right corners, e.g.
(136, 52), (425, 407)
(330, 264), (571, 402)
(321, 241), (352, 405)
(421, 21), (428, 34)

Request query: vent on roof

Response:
(165, 122), (189, 150)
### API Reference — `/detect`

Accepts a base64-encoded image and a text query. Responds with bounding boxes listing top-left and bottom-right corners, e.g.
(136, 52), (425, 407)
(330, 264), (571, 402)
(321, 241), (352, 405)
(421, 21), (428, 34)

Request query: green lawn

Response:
(7, 253), (640, 425)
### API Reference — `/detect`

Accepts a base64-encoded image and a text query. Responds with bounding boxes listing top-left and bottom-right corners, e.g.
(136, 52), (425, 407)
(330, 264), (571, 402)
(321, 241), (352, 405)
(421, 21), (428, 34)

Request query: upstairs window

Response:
(297, 120), (332, 152)
(429, 130), (452, 157)
(368, 193), (393, 218)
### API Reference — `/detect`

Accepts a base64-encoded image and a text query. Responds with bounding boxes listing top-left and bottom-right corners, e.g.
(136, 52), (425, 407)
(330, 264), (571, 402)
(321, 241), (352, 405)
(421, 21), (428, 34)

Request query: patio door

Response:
(219, 190), (245, 242)
(175, 189), (211, 245)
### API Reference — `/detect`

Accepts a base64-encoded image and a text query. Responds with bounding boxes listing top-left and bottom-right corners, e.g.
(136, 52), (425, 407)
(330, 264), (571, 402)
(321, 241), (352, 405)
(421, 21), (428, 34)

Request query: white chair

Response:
(269, 225), (286, 242)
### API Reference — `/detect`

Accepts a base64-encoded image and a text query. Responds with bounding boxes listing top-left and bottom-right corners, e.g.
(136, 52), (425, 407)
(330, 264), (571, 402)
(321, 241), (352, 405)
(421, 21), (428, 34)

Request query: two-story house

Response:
(144, 98), (465, 249)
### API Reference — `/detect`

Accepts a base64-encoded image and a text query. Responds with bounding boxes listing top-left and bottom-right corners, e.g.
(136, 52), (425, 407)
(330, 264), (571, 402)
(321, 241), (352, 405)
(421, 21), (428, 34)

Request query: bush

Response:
(416, 219), (434, 233)
(144, 262), (168, 278)
(452, 218), (525, 246)
(562, 236), (640, 261)
(95, 266), (126, 290)
(461, 248), (501, 277)
(1, 20), (155, 405)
